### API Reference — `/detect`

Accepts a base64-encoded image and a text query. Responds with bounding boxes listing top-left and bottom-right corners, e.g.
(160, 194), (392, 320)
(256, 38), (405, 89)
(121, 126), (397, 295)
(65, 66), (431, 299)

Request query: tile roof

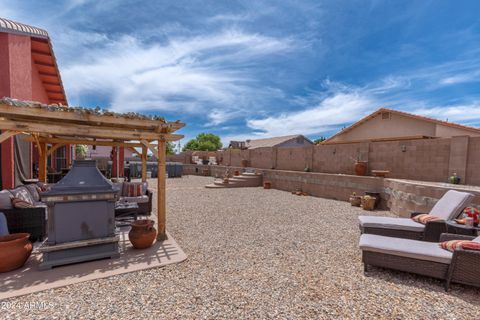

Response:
(0, 17), (67, 105)
(244, 134), (311, 149)
(0, 17), (48, 38)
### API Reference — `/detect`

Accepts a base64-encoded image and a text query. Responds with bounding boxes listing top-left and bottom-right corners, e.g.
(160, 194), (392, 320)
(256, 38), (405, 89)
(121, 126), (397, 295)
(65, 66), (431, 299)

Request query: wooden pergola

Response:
(0, 98), (184, 240)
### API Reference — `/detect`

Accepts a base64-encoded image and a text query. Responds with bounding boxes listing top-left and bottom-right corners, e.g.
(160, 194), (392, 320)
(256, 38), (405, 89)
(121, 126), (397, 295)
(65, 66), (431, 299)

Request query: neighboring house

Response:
(0, 17), (69, 188)
(323, 108), (480, 144)
(87, 146), (135, 160)
(230, 134), (314, 149)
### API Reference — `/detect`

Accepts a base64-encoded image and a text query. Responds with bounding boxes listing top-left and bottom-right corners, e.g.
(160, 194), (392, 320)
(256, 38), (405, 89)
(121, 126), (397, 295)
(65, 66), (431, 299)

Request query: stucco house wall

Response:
(331, 112), (437, 142)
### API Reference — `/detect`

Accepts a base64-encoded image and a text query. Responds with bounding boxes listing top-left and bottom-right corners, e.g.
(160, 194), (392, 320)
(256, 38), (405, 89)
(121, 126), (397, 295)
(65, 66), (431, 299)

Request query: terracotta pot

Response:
(234, 170), (240, 176)
(354, 161), (368, 176)
(349, 196), (362, 207)
(241, 159), (249, 167)
(263, 181), (271, 189)
(0, 233), (32, 273)
(361, 197), (376, 211)
(129, 220), (157, 249)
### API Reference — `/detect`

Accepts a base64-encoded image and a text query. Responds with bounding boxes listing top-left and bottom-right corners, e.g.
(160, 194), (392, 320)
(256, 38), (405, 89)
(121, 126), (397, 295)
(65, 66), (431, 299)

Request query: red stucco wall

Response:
(0, 33), (53, 188)
(31, 62), (49, 102)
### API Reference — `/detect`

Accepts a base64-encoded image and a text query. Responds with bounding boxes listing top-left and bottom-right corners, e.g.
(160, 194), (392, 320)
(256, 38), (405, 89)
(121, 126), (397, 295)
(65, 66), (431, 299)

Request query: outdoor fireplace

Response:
(38, 160), (119, 270)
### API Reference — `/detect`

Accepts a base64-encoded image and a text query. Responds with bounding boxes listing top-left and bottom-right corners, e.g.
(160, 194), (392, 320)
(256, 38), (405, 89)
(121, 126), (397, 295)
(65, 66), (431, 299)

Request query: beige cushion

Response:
(359, 216), (425, 232)
(430, 190), (474, 220)
(359, 234), (452, 264)
(119, 195), (149, 204)
(473, 236), (480, 243)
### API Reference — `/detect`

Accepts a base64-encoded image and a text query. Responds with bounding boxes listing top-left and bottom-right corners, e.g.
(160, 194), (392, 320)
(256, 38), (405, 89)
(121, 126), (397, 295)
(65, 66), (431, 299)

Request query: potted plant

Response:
(449, 172), (460, 184)
(263, 181), (272, 189)
(361, 195), (376, 211)
(0, 233), (33, 272)
(349, 192), (362, 207)
(351, 154), (368, 176)
(129, 220), (156, 249)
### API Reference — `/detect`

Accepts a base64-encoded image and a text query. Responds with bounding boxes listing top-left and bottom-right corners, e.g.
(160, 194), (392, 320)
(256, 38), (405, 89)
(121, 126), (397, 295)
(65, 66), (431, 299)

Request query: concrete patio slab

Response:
(0, 230), (187, 299)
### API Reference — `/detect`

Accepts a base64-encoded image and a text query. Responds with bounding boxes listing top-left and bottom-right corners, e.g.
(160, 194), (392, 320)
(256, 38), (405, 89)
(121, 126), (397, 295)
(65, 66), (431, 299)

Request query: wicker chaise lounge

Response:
(359, 233), (480, 290)
(359, 190), (474, 242)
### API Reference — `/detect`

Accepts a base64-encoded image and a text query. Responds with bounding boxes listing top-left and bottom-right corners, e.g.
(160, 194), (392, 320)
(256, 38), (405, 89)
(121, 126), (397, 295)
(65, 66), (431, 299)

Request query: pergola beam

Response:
(140, 139), (158, 154)
(0, 130), (17, 143)
(46, 144), (65, 157)
(22, 136), (148, 148)
(0, 119), (183, 141)
(0, 103), (185, 132)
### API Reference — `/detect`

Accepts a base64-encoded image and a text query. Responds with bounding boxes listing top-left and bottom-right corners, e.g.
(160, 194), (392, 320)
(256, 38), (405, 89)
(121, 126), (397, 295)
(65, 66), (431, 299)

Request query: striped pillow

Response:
(440, 240), (480, 252)
(412, 214), (443, 224)
(11, 197), (34, 209)
(122, 182), (143, 197)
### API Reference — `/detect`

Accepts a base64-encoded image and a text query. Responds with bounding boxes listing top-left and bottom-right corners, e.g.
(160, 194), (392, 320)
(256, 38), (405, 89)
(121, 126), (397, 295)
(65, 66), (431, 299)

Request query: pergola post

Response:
(141, 145), (147, 182)
(157, 137), (167, 240)
(38, 142), (47, 183)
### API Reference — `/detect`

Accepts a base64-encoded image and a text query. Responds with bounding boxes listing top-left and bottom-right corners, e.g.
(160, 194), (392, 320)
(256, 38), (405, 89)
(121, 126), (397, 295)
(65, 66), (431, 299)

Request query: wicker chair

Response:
(2, 207), (47, 242)
(359, 190), (474, 242)
(360, 233), (480, 291)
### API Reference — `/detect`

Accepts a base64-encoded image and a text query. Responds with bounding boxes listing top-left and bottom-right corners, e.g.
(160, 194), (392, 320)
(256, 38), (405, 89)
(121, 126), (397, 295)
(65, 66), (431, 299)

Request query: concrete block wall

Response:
(368, 138), (451, 182)
(176, 135), (480, 186)
(183, 164), (480, 217)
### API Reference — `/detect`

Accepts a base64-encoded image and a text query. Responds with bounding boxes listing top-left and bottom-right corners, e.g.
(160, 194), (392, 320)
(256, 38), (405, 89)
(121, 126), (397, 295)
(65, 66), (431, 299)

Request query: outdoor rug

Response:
(0, 231), (187, 299)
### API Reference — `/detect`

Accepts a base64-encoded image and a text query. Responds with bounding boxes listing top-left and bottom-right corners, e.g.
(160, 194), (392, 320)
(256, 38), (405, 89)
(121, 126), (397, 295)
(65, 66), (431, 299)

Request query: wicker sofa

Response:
(0, 185), (47, 242)
(112, 181), (153, 216)
(359, 190), (474, 242)
(360, 233), (480, 290)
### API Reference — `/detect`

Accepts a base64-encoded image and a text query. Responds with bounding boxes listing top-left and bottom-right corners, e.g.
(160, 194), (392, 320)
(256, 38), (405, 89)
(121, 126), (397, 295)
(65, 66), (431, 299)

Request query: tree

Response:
(166, 142), (175, 155)
(76, 144), (88, 159)
(313, 137), (327, 144)
(183, 133), (222, 151)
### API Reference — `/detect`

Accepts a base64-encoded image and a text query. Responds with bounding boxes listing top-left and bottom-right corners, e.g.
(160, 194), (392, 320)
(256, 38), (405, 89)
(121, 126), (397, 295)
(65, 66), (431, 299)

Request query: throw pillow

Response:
(10, 187), (34, 205)
(462, 242), (480, 251)
(11, 197), (34, 209)
(122, 182), (143, 197)
(412, 214), (443, 224)
(440, 240), (480, 252)
(24, 184), (41, 202)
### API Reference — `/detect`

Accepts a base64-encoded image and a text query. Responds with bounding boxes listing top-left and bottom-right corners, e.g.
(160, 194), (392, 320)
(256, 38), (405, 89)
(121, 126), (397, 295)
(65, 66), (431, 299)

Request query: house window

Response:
(55, 146), (67, 170)
(381, 112), (391, 120)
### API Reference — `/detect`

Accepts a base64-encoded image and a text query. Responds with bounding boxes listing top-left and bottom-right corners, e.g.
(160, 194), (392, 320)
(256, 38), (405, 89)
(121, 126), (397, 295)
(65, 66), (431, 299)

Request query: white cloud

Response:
(413, 103), (480, 124)
(438, 71), (480, 85)
(61, 30), (293, 123)
(247, 89), (376, 137)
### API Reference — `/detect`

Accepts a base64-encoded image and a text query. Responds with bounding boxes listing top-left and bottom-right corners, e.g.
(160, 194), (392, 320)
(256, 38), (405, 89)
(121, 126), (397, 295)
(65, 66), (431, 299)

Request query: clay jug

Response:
(129, 220), (157, 249)
(0, 233), (33, 273)
(354, 161), (368, 176)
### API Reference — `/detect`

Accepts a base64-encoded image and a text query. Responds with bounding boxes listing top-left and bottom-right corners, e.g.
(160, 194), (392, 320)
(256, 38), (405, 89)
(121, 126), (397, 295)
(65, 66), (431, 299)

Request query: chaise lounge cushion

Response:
(429, 190), (475, 220)
(359, 216), (425, 232)
(359, 234), (452, 264)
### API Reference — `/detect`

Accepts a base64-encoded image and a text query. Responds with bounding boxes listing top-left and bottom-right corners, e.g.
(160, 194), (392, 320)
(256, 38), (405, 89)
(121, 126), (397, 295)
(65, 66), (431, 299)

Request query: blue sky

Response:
(2, 0), (480, 146)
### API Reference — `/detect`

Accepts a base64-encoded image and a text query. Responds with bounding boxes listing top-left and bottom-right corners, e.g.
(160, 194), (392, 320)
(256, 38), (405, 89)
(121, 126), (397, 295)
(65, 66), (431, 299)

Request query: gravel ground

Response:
(3, 176), (480, 319)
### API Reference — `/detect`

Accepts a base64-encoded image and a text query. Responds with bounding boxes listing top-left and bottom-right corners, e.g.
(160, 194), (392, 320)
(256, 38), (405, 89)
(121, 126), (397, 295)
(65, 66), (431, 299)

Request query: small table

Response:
(446, 220), (480, 237)
(115, 202), (139, 227)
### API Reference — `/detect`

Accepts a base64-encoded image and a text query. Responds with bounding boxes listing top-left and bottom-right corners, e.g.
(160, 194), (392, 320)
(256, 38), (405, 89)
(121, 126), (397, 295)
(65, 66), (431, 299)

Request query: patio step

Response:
(205, 173), (263, 188)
